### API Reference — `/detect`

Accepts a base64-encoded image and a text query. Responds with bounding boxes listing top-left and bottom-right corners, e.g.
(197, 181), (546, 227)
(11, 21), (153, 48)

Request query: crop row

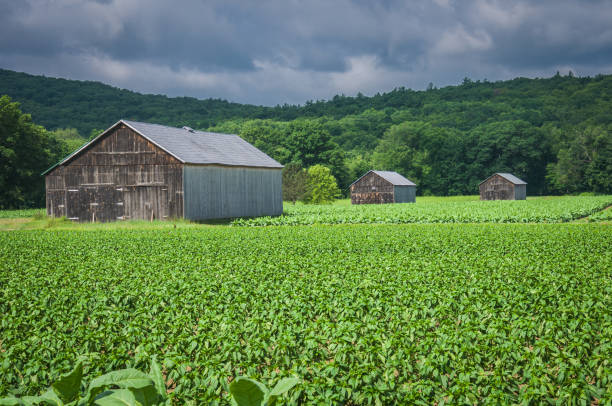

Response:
(589, 207), (612, 222)
(233, 196), (612, 226)
(1, 224), (611, 404)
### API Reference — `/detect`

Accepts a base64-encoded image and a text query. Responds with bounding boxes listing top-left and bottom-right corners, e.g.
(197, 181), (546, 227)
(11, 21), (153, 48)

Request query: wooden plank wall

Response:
(479, 174), (515, 200)
(45, 125), (183, 222)
(350, 172), (394, 204)
(183, 165), (283, 220)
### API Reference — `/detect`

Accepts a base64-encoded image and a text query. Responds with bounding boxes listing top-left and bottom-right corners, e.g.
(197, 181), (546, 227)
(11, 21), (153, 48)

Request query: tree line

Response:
(0, 70), (611, 208)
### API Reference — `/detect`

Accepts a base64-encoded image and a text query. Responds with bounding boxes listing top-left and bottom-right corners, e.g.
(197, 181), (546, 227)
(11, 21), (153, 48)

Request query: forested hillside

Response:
(0, 69), (273, 135)
(1, 68), (611, 207)
(209, 73), (612, 196)
(2, 69), (612, 136)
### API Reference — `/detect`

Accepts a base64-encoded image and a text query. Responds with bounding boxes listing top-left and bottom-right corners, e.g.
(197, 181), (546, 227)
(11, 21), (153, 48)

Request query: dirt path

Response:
(0, 218), (32, 231)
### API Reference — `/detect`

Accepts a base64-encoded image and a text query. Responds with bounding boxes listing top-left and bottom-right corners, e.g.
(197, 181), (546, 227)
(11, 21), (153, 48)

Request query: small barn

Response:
(479, 173), (527, 200)
(350, 170), (416, 204)
(43, 120), (283, 222)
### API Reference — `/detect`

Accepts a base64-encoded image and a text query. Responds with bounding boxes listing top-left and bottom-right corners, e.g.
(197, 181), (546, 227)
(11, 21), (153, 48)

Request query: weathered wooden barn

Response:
(43, 120), (283, 222)
(350, 170), (416, 204)
(479, 173), (527, 200)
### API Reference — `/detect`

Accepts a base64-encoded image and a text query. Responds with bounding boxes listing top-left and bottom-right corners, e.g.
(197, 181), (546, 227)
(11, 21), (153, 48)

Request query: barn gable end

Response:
(479, 173), (527, 200)
(45, 123), (183, 221)
(350, 170), (416, 204)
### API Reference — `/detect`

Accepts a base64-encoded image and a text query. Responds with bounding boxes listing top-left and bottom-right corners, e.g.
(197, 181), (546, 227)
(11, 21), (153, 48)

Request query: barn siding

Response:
(351, 172), (394, 204)
(514, 184), (527, 200)
(479, 175), (515, 200)
(183, 165), (282, 220)
(46, 125), (183, 221)
(394, 185), (416, 203)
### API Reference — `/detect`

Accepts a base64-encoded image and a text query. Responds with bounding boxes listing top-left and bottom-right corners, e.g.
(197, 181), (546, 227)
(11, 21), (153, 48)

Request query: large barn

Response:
(350, 170), (416, 204)
(43, 120), (283, 222)
(479, 173), (527, 200)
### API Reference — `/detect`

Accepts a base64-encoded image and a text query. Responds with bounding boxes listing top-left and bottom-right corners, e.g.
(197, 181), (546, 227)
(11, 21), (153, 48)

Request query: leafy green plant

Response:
(0, 209), (44, 219)
(229, 377), (299, 406)
(0, 360), (167, 406)
(588, 207), (612, 222)
(1, 224), (610, 403)
(305, 165), (340, 204)
(232, 195), (612, 225)
(0, 360), (298, 406)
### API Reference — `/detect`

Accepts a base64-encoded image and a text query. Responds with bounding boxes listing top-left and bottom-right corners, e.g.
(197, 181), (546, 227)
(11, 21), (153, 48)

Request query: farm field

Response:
(2, 196), (610, 231)
(1, 223), (611, 404)
(233, 195), (612, 226)
(0, 208), (44, 219)
(589, 206), (612, 222)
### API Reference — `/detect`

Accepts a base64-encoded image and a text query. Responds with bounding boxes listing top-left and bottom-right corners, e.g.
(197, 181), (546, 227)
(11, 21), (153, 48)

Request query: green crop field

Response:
(1, 223), (611, 404)
(589, 207), (612, 222)
(233, 196), (612, 226)
(0, 209), (44, 219)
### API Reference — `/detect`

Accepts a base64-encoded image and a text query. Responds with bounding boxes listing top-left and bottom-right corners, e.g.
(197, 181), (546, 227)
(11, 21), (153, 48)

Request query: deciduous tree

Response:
(306, 165), (340, 204)
(282, 162), (308, 204)
(0, 95), (68, 208)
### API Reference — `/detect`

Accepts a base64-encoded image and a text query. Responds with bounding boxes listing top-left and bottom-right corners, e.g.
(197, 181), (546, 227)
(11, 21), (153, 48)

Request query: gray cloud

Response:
(1, 0), (612, 105)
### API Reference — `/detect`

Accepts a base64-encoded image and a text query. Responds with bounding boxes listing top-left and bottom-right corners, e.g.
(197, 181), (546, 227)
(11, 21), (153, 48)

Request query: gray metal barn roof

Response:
(123, 120), (282, 168)
(479, 173), (527, 185)
(351, 170), (416, 187)
(45, 120), (282, 174)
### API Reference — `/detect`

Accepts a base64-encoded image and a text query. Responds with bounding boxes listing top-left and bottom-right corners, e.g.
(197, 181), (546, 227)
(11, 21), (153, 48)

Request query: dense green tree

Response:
(88, 128), (105, 141)
(547, 126), (612, 193)
(417, 127), (466, 195)
(0, 95), (68, 208)
(283, 120), (349, 193)
(50, 128), (86, 151)
(372, 122), (432, 189)
(345, 153), (373, 185)
(282, 162), (309, 204)
(331, 109), (390, 151)
(306, 165), (340, 204)
(465, 120), (551, 194)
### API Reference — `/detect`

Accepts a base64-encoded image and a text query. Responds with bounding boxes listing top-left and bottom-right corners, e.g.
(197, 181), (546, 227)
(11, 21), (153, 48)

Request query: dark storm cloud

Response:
(1, 0), (612, 105)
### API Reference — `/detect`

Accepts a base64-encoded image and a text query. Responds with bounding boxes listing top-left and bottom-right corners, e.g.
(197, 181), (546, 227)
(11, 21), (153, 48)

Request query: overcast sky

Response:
(2, 0), (612, 105)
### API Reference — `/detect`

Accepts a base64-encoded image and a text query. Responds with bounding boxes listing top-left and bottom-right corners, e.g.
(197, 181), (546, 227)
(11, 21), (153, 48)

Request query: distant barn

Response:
(479, 173), (527, 200)
(43, 120), (283, 222)
(350, 170), (416, 204)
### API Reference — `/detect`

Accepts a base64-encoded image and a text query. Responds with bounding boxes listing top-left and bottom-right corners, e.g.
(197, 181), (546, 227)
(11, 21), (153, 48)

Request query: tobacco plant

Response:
(1, 224), (610, 404)
(0, 361), (298, 406)
(232, 195), (612, 225)
(0, 360), (168, 406)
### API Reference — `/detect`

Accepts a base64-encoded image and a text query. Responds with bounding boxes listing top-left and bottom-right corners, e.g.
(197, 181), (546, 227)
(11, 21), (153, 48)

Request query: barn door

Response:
(122, 185), (168, 220)
(66, 189), (81, 221)
(64, 186), (123, 222)
(91, 186), (123, 222)
(47, 190), (66, 218)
